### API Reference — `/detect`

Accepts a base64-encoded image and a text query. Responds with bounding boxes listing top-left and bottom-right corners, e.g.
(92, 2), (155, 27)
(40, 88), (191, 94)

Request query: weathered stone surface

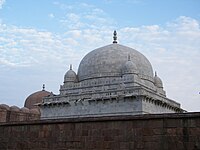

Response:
(40, 43), (184, 119)
(0, 109), (7, 122)
(0, 106), (40, 123)
(0, 112), (200, 150)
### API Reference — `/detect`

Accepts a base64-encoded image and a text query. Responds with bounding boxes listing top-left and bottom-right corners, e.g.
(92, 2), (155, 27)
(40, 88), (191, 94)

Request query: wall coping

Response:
(0, 112), (199, 126)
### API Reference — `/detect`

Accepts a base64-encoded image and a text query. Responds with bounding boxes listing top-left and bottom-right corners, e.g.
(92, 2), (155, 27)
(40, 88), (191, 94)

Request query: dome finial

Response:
(113, 30), (117, 43)
(70, 64), (72, 70)
(42, 84), (45, 91)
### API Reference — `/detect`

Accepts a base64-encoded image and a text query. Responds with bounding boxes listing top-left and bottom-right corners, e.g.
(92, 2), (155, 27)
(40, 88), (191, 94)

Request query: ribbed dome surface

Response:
(24, 90), (50, 109)
(78, 44), (153, 81)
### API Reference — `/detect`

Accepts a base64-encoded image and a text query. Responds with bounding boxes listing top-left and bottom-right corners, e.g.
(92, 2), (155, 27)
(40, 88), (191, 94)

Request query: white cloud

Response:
(48, 13), (55, 19)
(66, 13), (80, 22)
(57, 2), (115, 30)
(0, 24), (80, 69)
(104, 0), (145, 5)
(0, 0), (5, 9)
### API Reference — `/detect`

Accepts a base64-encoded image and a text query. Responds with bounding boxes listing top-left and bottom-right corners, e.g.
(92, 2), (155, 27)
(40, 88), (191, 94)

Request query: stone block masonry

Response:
(0, 112), (200, 150)
(0, 105), (40, 123)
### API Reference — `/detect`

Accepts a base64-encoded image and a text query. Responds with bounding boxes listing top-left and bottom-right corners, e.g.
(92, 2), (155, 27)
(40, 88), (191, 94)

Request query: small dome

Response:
(122, 55), (138, 75)
(64, 64), (77, 83)
(0, 104), (10, 110)
(21, 107), (30, 113)
(10, 106), (20, 112)
(24, 86), (50, 109)
(154, 72), (163, 88)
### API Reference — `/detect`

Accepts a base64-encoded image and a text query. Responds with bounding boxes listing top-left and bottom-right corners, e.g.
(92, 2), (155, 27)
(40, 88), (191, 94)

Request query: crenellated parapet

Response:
(0, 104), (40, 123)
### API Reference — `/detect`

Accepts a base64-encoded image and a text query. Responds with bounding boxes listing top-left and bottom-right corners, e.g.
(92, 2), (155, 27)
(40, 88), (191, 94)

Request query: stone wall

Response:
(0, 104), (40, 123)
(0, 112), (200, 150)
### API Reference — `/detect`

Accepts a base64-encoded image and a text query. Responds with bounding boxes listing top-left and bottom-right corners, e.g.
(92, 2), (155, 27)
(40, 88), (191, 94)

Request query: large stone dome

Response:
(78, 43), (153, 81)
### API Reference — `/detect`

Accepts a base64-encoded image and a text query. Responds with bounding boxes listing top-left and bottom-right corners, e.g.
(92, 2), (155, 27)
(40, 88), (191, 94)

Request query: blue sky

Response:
(0, 0), (200, 111)
(1, 0), (200, 32)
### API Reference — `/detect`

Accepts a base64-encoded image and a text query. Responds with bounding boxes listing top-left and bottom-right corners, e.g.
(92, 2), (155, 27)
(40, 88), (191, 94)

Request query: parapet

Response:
(0, 104), (40, 123)
(0, 104), (10, 110)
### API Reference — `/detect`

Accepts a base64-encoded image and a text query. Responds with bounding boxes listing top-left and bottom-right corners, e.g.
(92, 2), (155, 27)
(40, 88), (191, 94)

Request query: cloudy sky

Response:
(0, 0), (199, 111)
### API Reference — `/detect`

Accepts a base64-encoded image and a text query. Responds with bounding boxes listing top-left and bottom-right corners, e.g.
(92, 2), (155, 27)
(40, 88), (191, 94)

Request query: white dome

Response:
(154, 72), (163, 88)
(78, 43), (153, 81)
(64, 65), (77, 82)
(122, 56), (138, 75)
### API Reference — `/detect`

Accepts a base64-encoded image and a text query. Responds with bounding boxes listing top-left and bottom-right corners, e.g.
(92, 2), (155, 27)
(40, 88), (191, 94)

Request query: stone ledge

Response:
(0, 112), (199, 126)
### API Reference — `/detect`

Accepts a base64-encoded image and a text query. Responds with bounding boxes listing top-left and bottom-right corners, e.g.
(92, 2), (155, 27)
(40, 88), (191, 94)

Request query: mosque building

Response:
(1, 31), (198, 150)
(26, 31), (185, 119)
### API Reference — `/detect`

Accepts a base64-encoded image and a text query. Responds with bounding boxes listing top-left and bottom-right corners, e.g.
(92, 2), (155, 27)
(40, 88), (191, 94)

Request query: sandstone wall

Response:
(0, 112), (200, 150)
(0, 104), (40, 123)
